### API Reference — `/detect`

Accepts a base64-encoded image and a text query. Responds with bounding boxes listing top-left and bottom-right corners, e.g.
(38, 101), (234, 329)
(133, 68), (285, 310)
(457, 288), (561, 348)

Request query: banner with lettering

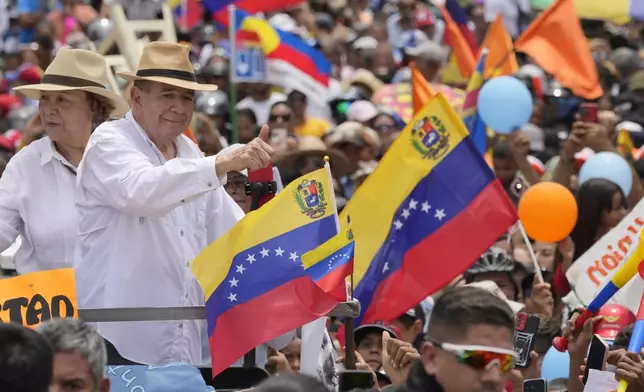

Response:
(0, 268), (77, 328)
(566, 199), (644, 314)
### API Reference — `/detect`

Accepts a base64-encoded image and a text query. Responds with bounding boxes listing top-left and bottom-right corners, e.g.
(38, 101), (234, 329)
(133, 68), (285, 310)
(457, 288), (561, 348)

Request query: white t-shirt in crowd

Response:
(236, 92), (287, 126)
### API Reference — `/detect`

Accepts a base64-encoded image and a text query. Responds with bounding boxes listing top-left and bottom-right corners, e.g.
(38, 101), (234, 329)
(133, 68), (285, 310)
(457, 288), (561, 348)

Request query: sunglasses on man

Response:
(429, 341), (518, 373)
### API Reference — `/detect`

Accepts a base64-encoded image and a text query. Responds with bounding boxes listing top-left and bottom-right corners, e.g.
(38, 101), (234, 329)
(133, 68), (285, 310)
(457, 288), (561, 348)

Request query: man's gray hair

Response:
(37, 318), (107, 388)
(406, 41), (449, 65)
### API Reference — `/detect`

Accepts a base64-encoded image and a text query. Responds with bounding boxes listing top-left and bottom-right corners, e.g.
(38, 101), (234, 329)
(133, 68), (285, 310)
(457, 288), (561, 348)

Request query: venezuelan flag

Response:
(204, 0), (304, 15)
(462, 49), (487, 155)
(231, 10), (330, 105)
(302, 226), (354, 299)
(167, 0), (202, 31)
(341, 94), (518, 325)
(445, 0), (478, 54)
(192, 168), (339, 376)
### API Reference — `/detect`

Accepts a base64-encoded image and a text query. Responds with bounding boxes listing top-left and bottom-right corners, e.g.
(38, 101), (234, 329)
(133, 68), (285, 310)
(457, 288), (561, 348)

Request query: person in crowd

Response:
(267, 100), (298, 154)
(0, 322), (54, 392)
(0, 48), (127, 274)
(254, 373), (330, 392)
(73, 41), (273, 365)
(38, 318), (110, 392)
(236, 82), (287, 126)
(354, 322), (400, 372)
(402, 286), (519, 392)
(389, 305), (426, 349)
(288, 90), (331, 139)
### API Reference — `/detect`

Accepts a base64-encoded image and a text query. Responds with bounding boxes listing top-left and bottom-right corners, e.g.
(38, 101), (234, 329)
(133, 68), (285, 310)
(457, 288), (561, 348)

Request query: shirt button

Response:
(180, 230), (184, 236)
(185, 294), (189, 299)
(139, 217), (145, 224)
(178, 324), (183, 329)
(207, 181), (213, 187)
(181, 199), (185, 203)
(186, 261), (190, 267)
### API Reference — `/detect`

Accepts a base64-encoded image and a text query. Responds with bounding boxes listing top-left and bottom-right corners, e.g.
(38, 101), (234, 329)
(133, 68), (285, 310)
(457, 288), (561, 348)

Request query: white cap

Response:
(466, 281), (525, 314)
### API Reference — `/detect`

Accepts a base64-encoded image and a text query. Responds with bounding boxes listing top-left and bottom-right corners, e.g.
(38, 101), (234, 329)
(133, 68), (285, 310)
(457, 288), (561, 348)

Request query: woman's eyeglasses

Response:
(374, 124), (396, 133)
(269, 113), (291, 123)
(430, 341), (518, 373)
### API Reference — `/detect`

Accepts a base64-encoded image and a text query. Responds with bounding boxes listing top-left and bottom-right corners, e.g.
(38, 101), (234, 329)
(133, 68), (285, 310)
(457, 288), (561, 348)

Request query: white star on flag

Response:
(409, 199), (418, 210)
(275, 247), (285, 256)
(289, 251), (299, 261)
(246, 253), (256, 263)
(229, 277), (239, 287)
(401, 208), (410, 219)
(227, 293), (237, 302)
(260, 248), (270, 258)
(393, 220), (403, 230)
(434, 209), (446, 221)
(236, 264), (246, 274)
(421, 201), (431, 213)
(382, 262), (390, 274)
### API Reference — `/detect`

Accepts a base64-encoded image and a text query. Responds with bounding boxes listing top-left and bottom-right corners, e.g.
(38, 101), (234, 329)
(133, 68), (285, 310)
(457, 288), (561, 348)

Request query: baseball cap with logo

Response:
(595, 304), (636, 343)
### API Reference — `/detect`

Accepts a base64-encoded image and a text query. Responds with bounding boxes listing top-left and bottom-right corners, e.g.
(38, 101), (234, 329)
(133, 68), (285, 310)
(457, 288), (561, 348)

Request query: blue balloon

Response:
(477, 76), (533, 134)
(579, 151), (633, 196)
(541, 346), (570, 381)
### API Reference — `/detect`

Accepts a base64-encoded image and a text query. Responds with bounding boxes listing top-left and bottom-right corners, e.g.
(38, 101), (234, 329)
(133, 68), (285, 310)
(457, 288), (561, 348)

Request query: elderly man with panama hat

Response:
(74, 42), (274, 365)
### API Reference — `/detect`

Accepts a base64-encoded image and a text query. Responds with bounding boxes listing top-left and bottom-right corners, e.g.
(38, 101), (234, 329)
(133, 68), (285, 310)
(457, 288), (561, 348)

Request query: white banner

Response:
(566, 199), (644, 314)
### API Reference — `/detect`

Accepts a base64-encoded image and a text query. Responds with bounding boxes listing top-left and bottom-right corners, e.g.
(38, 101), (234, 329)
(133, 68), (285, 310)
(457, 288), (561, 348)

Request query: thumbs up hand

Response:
(215, 125), (275, 175)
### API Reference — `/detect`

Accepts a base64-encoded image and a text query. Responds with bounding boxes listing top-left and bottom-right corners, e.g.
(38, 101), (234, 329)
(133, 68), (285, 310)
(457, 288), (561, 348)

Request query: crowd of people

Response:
(0, 0), (643, 391)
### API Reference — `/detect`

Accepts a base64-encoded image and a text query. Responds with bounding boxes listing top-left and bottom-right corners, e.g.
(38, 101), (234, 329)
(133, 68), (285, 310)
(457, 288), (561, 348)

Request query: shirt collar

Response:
(40, 138), (73, 168)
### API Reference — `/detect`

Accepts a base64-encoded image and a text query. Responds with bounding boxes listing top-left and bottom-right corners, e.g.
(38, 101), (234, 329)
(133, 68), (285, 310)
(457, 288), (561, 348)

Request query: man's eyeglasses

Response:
(430, 341), (518, 373)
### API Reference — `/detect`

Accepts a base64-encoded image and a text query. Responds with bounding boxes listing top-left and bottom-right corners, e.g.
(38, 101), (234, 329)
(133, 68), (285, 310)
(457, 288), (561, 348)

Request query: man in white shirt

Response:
(74, 41), (274, 365)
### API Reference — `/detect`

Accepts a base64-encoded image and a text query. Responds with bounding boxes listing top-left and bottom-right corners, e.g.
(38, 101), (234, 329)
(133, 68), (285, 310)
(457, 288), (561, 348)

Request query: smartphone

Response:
(269, 128), (289, 152)
(338, 369), (374, 392)
(579, 103), (599, 123)
(524, 378), (547, 392)
(514, 312), (540, 368)
(582, 334), (609, 385)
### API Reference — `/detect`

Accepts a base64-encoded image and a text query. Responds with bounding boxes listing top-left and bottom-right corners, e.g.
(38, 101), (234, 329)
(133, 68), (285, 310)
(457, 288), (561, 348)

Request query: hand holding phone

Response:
(579, 103), (599, 123)
(582, 334), (609, 385)
(524, 378), (547, 392)
(514, 312), (540, 368)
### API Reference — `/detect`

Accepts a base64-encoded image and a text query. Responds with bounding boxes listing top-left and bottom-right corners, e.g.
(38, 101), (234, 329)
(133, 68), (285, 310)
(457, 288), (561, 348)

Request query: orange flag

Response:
(479, 14), (518, 78)
(411, 62), (436, 114)
(514, 0), (603, 99)
(439, 5), (476, 78)
(184, 127), (198, 144)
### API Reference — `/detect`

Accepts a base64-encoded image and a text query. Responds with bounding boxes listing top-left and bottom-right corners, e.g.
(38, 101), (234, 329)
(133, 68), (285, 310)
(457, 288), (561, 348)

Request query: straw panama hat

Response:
(117, 42), (218, 91)
(14, 48), (129, 117)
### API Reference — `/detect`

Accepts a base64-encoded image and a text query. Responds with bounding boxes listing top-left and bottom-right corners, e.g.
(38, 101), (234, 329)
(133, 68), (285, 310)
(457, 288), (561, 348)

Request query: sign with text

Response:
(234, 46), (266, 82)
(566, 199), (644, 313)
(0, 268), (77, 328)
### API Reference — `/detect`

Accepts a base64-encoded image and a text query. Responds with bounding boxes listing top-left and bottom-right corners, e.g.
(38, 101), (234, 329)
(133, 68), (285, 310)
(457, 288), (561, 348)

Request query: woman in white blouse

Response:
(0, 48), (128, 273)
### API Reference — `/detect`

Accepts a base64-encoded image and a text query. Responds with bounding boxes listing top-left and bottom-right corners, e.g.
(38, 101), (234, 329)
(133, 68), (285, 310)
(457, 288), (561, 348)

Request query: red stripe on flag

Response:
(208, 277), (338, 376)
(361, 180), (516, 324)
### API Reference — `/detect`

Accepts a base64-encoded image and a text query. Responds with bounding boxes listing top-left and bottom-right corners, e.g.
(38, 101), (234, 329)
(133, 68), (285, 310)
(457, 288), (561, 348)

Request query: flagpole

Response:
(180, 0), (187, 31)
(323, 156), (341, 234)
(228, 4), (238, 144)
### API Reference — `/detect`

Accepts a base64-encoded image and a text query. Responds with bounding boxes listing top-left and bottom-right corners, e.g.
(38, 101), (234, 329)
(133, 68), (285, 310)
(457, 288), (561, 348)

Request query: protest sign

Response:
(0, 268), (77, 328)
(566, 199), (644, 313)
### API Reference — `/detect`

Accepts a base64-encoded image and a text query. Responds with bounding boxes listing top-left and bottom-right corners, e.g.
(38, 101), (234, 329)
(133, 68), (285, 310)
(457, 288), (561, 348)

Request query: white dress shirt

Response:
(74, 112), (243, 365)
(0, 137), (78, 273)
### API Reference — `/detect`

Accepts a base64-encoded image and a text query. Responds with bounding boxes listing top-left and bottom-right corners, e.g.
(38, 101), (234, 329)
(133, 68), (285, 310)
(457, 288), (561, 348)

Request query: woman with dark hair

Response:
(571, 178), (627, 261)
(553, 178), (627, 296)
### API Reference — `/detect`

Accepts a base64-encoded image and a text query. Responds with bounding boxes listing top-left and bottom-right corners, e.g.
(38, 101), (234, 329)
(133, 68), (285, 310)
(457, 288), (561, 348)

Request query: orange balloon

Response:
(518, 182), (578, 243)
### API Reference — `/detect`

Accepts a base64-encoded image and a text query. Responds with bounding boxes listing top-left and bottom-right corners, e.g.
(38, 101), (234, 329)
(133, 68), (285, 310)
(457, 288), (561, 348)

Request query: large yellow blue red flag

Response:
(192, 168), (339, 376)
(462, 49), (487, 155)
(341, 94), (518, 325)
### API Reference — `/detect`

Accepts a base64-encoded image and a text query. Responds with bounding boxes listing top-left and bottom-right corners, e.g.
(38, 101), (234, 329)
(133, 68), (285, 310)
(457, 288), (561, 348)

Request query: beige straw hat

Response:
(117, 42), (217, 91)
(14, 48), (129, 117)
(275, 136), (352, 176)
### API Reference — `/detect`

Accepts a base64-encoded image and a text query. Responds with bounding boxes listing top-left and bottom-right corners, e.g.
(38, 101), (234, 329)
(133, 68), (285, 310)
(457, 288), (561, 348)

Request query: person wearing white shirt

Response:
(74, 42), (274, 366)
(0, 48), (128, 274)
